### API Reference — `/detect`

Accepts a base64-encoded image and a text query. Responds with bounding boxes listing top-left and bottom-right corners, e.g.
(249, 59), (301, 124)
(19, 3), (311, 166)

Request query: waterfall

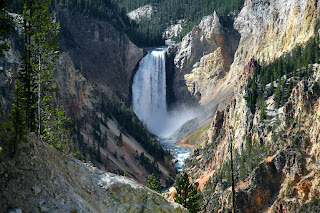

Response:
(132, 48), (200, 170)
(132, 49), (167, 136)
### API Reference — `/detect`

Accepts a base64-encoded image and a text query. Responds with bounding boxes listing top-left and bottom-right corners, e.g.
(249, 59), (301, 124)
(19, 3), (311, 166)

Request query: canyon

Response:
(1, 0), (320, 212)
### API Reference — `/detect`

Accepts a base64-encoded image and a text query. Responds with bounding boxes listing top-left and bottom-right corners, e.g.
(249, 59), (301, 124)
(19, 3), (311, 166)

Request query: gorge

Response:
(1, 0), (320, 212)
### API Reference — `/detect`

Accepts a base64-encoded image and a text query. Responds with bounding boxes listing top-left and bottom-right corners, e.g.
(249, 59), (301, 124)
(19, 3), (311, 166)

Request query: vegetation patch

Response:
(245, 36), (320, 116)
(179, 123), (211, 147)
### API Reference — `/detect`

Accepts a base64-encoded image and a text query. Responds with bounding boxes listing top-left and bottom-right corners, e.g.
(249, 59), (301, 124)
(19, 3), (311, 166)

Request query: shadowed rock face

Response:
(0, 134), (188, 213)
(57, 9), (144, 103)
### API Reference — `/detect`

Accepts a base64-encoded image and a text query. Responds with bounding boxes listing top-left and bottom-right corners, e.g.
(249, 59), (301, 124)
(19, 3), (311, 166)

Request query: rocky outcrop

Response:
(127, 4), (154, 23)
(0, 134), (188, 213)
(170, 0), (320, 107)
(170, 11), (240, 106)
(57, 9), (144, 102)
(163, 20), (184, 41)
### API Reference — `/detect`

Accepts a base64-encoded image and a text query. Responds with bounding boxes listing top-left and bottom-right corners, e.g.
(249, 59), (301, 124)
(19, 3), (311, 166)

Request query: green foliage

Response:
(245, 36), (320, 114)
(114, 0), (245, 44)
(237, 138), (269, 181)
(11, 0), (246, 47)
(42, 105), (72, 151)
(0, 0), (13, 57)
(48, 0), (164, 47)
(0, 80), (28, 155)
(175, 172), (201, 213)
(21, 0), (72, 151)
(299, 198), (320, 213)
(202, 136), (270, 205)
(246, 74), (258, 114)
(99, 93), (169, 162)
(139, 152), (160, 174)
(96, 144), (102, 163)
(0, 0), (72, 154)
(146, 173), (161, 193)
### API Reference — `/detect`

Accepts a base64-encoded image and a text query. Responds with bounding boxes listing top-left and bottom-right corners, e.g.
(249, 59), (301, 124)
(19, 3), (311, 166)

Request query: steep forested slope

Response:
(113, 0), (244, 43)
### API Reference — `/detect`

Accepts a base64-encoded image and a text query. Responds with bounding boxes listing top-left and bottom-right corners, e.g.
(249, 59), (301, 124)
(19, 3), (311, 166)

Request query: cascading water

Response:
(132, 48), (193, 171)
(132, 49), (167, 136)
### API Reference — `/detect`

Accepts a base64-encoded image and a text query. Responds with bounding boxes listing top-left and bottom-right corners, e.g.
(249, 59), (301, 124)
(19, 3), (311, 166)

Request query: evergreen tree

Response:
(286, 79), (293, 100)
(0, 0), (13, 57)
(42, 105), (71, 150)
(1, 80), (28, 155)
(146, 173), (161, 193)
(22, 0), (60, 136)
(1, 0), (72, 154)
(174, 173), (201, 213)
(274, 80), (282, 108)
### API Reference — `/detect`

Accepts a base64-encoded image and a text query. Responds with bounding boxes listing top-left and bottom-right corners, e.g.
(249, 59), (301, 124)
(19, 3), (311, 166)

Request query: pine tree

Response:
(1, 80), (28, 155)
(7, 0), (72, 152)
(286, 79), (294, 100)
(24, 0), (60, 135)
(0, 0), (13, 57)
(174, 173), (201, 213)
(42, 105), (71, 151)
(146, 173), (161, 193)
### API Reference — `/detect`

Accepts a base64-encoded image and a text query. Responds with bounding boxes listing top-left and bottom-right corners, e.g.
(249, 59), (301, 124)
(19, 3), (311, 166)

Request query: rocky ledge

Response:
(0, 134), (187, 213)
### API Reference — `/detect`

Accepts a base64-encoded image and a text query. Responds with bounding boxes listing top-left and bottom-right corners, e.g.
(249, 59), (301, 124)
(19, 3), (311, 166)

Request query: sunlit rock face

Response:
(171, 11), (240, 106)
(172, 0), (320, 211)
(127, 4), (154, 23)
(230, 0), (320, 83)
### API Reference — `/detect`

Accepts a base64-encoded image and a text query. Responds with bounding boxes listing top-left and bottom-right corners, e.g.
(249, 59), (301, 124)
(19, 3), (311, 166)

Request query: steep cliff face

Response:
(184, 62), (320, 213)
(57, 9), (144, 102)
(55, 9), (176, 186)
(170, 12), (240, 106)
(0, 134), (187, 213)
(170, 0), (320, 107)
(229, 0), (320, 82)
(169, 0), (320, 212)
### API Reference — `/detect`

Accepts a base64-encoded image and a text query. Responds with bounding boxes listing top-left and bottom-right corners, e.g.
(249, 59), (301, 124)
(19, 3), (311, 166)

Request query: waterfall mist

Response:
(132, 49), (200, 138)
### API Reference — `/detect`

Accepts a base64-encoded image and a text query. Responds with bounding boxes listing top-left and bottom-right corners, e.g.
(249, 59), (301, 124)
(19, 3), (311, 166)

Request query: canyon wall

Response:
(57, 9), (144, 102)
(170, 0), (320, 212)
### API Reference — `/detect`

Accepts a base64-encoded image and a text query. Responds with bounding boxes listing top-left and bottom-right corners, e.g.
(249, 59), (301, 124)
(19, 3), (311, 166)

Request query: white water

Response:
(132, 48), (198, 170)
(132, 49), (167, 136)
